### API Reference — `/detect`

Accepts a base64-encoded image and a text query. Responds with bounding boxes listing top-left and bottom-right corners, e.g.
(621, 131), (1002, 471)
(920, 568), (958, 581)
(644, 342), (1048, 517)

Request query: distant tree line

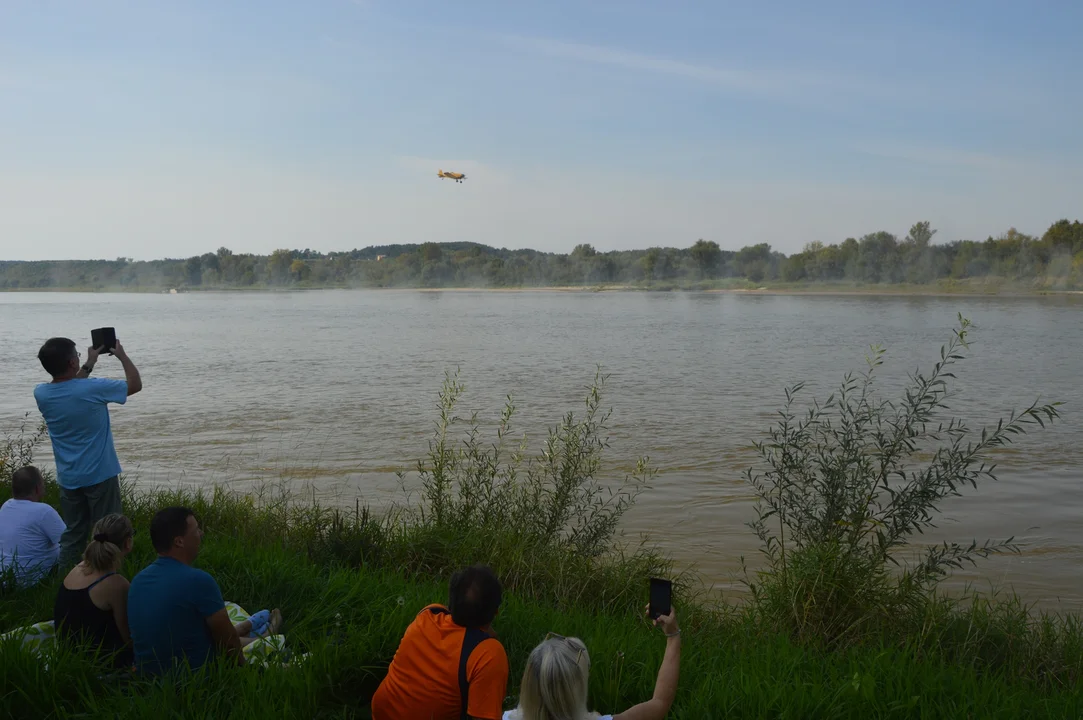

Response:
(2, 220), (1081, 291)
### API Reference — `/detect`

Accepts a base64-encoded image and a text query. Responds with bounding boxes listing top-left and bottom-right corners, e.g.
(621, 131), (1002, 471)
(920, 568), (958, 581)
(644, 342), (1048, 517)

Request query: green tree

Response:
(215, 247), (236, 283)
(268, 249), (293, 285)
(781, 254), (806, 282)
(689, 239), (722, 279)
(736, 243), (773, 282)
(902, 222), (937, 283)
(289, 259), (311, 282)
(184, 256), (203, 286)
(420, 242), (443, 263)
(641, 248), (661, 283)
(571, 244), (597, 259)
(905, 221), (936, 249)
(747, 317), (1060, 642)
(587, 255), (617, 283)
(3, 219), (1081, 290)
(857, 232), (899, 283)
(1042, 219), (1083, 253)
(483, 257), (505, 286)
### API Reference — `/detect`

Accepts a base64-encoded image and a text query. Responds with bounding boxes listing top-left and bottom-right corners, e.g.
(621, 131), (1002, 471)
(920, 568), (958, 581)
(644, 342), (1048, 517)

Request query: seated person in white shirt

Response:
(0, 466), (66, 588)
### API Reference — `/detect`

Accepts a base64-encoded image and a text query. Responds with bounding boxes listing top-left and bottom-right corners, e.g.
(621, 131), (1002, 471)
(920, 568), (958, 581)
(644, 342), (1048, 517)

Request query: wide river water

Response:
(2, 291), (1081, 610)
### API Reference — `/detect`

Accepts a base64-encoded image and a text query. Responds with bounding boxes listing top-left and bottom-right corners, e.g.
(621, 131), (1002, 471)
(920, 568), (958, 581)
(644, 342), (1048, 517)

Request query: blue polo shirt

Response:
(34, 378), (128, 490)
(127, 557), (225, 675)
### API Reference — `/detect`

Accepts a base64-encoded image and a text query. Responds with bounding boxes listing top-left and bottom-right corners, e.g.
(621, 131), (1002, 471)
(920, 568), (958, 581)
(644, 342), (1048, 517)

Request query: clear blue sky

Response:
(2, 0), (1081, 260)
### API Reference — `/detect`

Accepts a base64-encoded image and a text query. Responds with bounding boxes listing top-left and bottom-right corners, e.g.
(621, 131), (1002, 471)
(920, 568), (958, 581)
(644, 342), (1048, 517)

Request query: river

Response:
(2, 290), (1080, 610)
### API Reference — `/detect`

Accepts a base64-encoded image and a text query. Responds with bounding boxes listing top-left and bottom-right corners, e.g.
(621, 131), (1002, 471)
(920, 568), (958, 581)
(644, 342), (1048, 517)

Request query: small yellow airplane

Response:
(437, 169), (466, 183)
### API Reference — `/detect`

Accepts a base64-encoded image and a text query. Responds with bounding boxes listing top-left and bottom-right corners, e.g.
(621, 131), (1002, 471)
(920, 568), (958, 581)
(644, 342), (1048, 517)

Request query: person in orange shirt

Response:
(371, 565), (509, 720)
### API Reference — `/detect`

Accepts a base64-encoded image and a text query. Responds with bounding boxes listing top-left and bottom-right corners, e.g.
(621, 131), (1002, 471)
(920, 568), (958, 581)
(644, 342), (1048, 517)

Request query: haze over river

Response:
(3, 291), (1081, 610)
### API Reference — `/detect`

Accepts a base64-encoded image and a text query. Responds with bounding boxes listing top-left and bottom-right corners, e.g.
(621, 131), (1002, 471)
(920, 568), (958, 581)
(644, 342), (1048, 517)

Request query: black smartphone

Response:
(649, 577), (672, 620)
(91, 327), (117, 353)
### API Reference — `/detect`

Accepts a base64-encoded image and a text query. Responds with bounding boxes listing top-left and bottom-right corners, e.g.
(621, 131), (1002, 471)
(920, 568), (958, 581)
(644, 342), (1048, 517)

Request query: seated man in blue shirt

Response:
(128, 506), (280, 675)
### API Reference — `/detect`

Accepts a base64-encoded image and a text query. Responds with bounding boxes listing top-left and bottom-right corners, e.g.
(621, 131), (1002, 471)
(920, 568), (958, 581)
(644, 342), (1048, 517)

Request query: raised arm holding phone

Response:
(78, 341), (142, 395)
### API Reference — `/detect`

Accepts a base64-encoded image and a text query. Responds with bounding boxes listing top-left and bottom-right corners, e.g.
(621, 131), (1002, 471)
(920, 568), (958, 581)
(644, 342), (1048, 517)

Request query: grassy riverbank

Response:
(3, 354), (1083, 718)
(2, 480), (1082, 719)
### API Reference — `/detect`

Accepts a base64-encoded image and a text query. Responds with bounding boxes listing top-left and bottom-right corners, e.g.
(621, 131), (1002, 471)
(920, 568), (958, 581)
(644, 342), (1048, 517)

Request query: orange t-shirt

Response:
(371, 604), (509, 720)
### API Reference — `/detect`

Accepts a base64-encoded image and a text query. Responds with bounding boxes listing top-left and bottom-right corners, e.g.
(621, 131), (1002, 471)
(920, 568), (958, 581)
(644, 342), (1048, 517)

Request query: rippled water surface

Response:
(2, 291), (1081, 609)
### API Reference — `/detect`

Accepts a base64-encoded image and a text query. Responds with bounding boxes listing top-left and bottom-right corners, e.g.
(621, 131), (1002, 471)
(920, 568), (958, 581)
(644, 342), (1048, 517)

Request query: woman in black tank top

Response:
(54, 513), (135, 669)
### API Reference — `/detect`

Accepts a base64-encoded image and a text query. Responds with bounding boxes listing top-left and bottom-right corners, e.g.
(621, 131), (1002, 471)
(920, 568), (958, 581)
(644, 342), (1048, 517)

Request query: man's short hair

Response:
(11, 466), (44, 499)
(38, 337), (77, 377)
(149, 506), (195, 554)
(448, 564), (502, 628)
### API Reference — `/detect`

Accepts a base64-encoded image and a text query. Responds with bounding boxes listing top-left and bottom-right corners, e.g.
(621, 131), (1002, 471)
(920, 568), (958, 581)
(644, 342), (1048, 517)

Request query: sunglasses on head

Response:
(544, 632), (587, 667)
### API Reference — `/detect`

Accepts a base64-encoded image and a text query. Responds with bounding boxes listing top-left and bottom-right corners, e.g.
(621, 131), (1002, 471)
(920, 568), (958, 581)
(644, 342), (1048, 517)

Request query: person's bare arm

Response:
(77, 346), (104, 379)
(106, 576), (132, 644)
(205, 608), (246, 666)
(614, 609), (682, 720)
(112, 342), (142, 396)
(43, 506), (66, 547)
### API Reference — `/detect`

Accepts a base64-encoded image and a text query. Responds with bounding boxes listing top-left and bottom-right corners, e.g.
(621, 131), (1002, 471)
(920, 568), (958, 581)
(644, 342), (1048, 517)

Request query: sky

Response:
(1, 0), (1081, 261)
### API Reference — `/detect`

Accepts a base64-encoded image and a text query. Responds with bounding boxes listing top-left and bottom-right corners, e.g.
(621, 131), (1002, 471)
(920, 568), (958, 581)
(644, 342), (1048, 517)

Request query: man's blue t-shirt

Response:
(128, 557), (226, 675)
(34, 378), (127, 490)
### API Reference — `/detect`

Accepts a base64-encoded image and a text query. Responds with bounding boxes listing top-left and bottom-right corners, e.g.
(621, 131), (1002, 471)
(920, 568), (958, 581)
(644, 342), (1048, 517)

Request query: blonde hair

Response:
(514, 636), (600, 720)
(82, 514), (133, 574)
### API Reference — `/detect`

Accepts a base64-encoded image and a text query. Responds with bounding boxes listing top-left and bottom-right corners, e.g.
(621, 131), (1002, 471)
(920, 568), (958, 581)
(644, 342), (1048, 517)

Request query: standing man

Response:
(34, 337), (142, 569)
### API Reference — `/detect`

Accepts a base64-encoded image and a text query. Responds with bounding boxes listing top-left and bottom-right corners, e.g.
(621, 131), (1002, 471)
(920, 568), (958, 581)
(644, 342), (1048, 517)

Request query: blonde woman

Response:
(504, 608), (681, 720)
(53, 513), (135, 668)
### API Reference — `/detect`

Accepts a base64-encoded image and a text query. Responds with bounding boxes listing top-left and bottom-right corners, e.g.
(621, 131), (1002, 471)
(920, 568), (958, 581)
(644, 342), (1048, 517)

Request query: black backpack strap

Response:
(458, 627), (495, 720)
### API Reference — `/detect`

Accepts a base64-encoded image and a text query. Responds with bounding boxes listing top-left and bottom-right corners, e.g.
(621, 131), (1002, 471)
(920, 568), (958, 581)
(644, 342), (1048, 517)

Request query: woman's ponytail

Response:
(82, 514), (133, 573)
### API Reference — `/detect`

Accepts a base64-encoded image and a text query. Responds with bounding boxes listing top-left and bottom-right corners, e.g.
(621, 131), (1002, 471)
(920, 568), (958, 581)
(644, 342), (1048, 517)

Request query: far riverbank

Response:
(3, 281), (1083, 297)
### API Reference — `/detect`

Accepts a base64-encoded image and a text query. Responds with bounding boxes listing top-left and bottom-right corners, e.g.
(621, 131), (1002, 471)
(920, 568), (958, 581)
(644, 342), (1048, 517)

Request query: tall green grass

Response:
(2, 360), (1082, 718)
(2, 510), (1081, 719)
(742, 316), (1082, 692)
(3, 490), (1082, 719)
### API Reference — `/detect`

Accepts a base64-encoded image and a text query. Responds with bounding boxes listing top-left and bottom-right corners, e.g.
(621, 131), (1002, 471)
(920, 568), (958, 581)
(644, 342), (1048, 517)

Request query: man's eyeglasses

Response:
(544, 632), (586, 667)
